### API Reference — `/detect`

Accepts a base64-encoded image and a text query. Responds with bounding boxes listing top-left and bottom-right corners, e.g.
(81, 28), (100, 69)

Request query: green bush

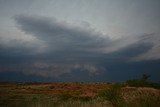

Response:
(111, 83), (125, 89)
(148, 82), (160, 89)
(98, 85), (123, 106)
(49, 85), (55, 89)
(63, 83), (70, 87)
(59, 93), (73, 101)
(126, 79), (150, 87)
(126, 74), (160, 89)
(78, 96), (92, 102)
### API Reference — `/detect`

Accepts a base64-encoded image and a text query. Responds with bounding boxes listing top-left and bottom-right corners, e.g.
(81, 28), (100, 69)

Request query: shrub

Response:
(63, 83), (70, 87)
(126, 79), (150, 87)
(126, 74), (160, 89)
(49, 85), (55, 89)
(149, 83), (160, 89)
(111, 83), (125, 89)
(59, 93), (73, 101)
(78, 96), (92, 102)
(98, 84), (123, 106)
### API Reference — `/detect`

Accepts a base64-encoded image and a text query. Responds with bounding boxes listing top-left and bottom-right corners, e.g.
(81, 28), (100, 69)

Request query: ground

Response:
(0, 82), (160, 107)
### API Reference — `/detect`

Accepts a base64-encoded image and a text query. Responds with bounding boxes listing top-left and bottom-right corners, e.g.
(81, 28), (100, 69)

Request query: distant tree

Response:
(141, 74), (150, 81)
(126, 74), (150, 87)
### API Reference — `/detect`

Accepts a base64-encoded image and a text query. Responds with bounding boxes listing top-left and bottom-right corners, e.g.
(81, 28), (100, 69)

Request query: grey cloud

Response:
(15, 15), (157, 58)
(15, 15), (109, 52)
(0, 15), (158, 78)
(131, 34), (160, 61)
(0, 61), (104, 77)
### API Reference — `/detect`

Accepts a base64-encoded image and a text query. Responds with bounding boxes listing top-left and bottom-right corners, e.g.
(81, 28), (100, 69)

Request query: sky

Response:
(0, 0), (160, 82)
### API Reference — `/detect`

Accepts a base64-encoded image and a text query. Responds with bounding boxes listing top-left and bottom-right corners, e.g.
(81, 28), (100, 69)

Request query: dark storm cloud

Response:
(15, 15), (109, 52)
(0, 15), (158, 80)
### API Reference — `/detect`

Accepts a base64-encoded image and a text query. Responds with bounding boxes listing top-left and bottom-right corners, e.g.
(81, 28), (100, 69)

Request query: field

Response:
(0, 82), (160, 107)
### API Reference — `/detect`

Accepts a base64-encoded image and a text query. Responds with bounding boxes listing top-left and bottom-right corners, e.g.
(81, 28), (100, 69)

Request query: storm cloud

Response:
(0, 14), (159, 80)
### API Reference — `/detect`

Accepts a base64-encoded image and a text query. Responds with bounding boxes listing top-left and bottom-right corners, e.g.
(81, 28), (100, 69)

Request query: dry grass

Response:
(0, 82), (160, 107)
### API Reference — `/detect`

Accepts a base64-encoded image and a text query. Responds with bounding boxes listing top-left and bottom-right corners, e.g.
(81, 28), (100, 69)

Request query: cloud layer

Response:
(0, 15), (160, 80)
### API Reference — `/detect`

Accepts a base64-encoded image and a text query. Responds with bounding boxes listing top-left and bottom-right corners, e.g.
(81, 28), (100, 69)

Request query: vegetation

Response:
(0, 75), (160, 107)
(126, 74), (160, 89)
(98, 83), (123, 106)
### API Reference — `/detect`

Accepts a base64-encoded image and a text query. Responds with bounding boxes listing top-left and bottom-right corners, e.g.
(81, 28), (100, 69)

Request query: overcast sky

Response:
(0, 0), (160, 82)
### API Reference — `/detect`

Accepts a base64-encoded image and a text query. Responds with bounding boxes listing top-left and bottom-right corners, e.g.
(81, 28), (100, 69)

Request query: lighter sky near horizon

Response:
(1, 0), (160, 38)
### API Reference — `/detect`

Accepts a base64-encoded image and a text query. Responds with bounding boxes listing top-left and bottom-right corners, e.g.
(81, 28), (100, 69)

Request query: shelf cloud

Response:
(0, 15), (159, 80)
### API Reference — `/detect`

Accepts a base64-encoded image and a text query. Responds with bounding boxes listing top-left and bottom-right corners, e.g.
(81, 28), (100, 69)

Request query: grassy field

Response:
(0, 82), (160, 107)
